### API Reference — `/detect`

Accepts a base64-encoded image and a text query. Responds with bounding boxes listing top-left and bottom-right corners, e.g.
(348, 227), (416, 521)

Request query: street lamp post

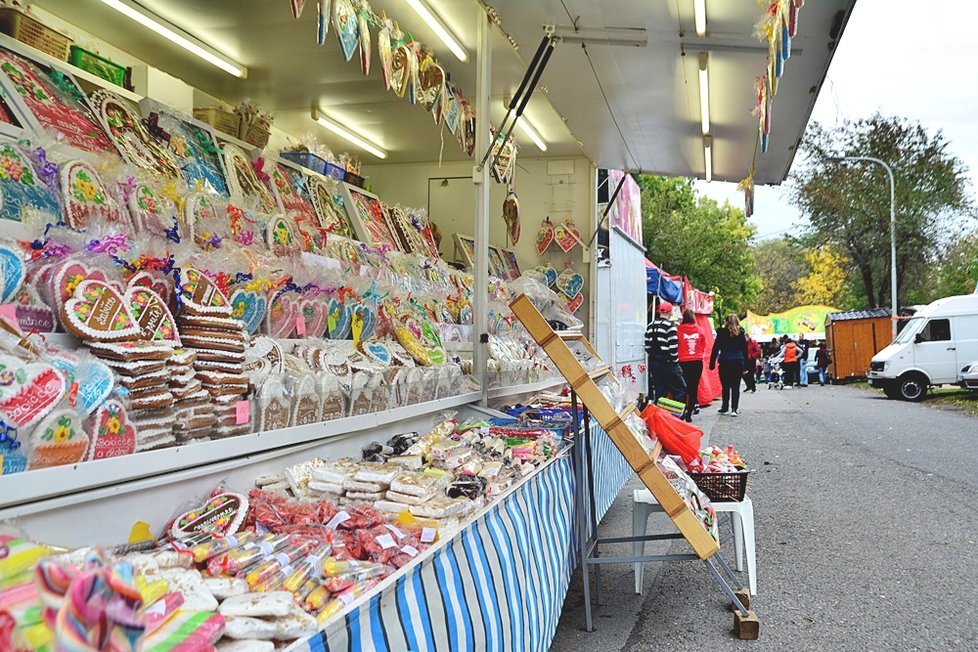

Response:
(827, 155), (898, 337)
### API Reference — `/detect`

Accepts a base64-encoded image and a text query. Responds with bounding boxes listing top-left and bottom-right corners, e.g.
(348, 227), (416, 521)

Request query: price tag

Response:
(235, 400), (250, 425)
(326, 510), (351, 530)
(376, 534), (396, 549)
(383, 523), (406, 540)
(295, 316), (306, 336)
(401, 544), (419, 558)
(420, 527), (436, 544)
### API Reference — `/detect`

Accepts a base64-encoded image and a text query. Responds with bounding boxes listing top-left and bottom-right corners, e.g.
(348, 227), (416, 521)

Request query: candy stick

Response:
(207, 533), (290, 576)
(314, 580), (378, 624)
(142, 592), (184, 635)
(138, 610), (225, 652)
(244, 539), (319, 588)
(1, 539), (53, 587)
(282, 550), (330, 594)
(190, 531), (253, 563)
(303, 584), (332, 612)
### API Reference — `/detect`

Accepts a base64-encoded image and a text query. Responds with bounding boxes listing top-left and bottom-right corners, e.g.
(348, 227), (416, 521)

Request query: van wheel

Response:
(897, 373), (928, 402)
(882, 385), (899, 399)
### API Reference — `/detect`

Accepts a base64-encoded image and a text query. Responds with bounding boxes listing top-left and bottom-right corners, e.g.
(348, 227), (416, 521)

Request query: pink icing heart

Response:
(265, 292), (298, 338)
(87, 398), (135, 461)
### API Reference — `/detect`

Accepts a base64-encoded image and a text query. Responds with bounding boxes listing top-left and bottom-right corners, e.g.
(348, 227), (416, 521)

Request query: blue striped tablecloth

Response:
(295, 421), (631, 652)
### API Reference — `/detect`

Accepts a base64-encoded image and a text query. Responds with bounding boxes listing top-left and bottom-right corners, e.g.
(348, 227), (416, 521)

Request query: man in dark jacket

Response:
(645, 302), (686, 404)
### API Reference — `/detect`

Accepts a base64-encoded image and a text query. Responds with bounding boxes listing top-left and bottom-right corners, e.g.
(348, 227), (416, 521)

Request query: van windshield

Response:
(892, 317), (924, 345)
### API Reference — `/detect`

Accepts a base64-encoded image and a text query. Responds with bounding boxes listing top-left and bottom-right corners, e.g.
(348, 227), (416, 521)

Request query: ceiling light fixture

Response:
(404, 0), (468, 62)
(516, 116), (547, 152)
(95, 0), (246, 78)
(698, 52), (710, 136)
(704, 135), (713, 182)
(313, 109), (387, 159)
(694, 0), (707, 37)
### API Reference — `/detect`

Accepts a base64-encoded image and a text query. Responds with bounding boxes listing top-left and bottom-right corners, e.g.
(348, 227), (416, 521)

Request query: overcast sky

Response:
(697, 0), (978, 240)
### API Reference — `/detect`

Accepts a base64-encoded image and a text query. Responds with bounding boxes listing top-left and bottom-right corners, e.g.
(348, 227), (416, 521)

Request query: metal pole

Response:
(473, 9), (491, 405)
(825, 155), (898, 336)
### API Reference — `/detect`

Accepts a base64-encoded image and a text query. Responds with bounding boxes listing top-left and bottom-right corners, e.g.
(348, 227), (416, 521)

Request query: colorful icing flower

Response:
(232, 302), (246, 318)
(274, 224), (290, 244)
(106, 415), (121, 436)
(51, 416), (72, 442)
(0, 369), (14, 386)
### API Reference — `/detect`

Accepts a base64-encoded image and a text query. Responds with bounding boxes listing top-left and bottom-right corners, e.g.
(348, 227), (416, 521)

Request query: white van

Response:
(868, 294), (978, 401)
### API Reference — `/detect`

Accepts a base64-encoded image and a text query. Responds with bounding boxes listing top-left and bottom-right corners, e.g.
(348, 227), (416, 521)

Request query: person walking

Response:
(798, 334), (810, 387)
(774, 335), (800, 387)
(744, 335), (762, 393)
(814, 343), (831, 386)
(709, 314), (748, 416)
(677, 309), (705, 422)
(645, 302), (686, 405)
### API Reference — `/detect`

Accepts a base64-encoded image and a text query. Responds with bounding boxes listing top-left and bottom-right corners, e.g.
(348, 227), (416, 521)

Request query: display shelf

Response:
(486, 376), (565, 400)
(0, 390), (481, 517)
(0, 33), (141, 103)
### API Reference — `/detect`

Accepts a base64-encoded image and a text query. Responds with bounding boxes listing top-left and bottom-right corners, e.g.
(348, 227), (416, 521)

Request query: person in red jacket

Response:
(677, 309), (705, 422)
(744, 336), (762, 393)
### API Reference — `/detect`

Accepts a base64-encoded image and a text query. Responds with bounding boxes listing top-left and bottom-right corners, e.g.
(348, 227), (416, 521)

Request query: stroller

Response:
(767, 361), (785, 390)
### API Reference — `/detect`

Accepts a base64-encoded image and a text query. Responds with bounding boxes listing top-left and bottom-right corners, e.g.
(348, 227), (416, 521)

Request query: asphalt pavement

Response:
(550, 383), (978, 651)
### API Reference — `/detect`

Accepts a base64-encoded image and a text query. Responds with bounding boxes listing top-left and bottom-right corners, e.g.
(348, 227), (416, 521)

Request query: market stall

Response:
(0, 0), (853, 648)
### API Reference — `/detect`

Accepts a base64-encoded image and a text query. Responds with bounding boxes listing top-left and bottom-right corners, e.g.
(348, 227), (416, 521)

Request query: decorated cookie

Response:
(72, 358), (114, 416)
(12, 283), (55, 332)
(92, 90), (179, 178)
(299, 298), (326, 339)
(556, 268), (585, 299)
(27, 408), (88, 469)
(87, 398), (136, 461)
(289, 374), (321, 426)
(178, 268), (232, 317)
(169, 492), (249, 539)
(230, 288), (266, 335)
(554, 220), (582, 253)
(62, 280), (141, 342)
(127, 287), (180, 345)
(258, 376), (290, 431)
(326, 298), (352, 339)
(51, 259), (108, 307)
(59, 160), (124, 229)
(222, 144), (275, 214)
(265, 292), (297, 339)
(0, 355), (67, 430)
(0, 242), (25, 303)
(0, 142), (60, 221)
(127, 184), (176, 237)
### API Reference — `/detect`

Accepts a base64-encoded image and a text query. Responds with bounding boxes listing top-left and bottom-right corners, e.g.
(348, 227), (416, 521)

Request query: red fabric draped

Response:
(695, 313), (721, 406)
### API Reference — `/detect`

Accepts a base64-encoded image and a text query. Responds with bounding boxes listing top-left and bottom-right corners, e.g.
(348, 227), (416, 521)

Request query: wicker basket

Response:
(0, 8), (72, 61)
(238, 121), (270, 148)
(193, 107), (240, 138)
(688, 470), (749, 502)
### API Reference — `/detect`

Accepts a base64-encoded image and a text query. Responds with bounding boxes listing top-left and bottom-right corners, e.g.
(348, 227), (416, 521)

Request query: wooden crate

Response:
(193, 107), (240, 138)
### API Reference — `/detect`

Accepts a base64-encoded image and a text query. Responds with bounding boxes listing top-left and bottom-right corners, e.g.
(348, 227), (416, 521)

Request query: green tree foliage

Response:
(639, 175), (759, 317)
(933, 229), (978, 297)
(789, 114), (974, 308)
(751, 237), (807, 314)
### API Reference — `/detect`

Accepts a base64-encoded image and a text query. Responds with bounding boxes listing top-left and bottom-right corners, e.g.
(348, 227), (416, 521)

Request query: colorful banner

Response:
(608, 170), (641, 243)
(745, 304), (838, 339)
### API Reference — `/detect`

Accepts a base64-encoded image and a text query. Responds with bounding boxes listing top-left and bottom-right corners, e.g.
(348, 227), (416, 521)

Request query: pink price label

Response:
(0, 304), (16, 323)
(235, 400), (249, 425)
(295, 316), (306, 336)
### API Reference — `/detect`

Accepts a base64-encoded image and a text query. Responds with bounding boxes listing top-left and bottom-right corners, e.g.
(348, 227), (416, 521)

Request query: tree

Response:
(789, 115), (974, 309)
(639, 175), (759, 317)
(751, 237), (807, 314)
(794, 245), (852, 308)
(932, 229), (978, 297)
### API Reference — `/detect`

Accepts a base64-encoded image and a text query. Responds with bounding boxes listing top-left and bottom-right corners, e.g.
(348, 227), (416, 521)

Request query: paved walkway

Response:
(551, 384), (978, 650)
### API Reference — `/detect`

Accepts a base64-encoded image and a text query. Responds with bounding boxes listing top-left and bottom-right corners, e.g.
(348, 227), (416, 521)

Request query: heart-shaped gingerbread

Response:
(73, 358), (114, 416)
(565, 292), (584, 314)
(265, 292), (298, 338)
(230, 288), (266, 335)
(127, 271), (171, 307)
(13, 283), (56, 333)
(87, 398), (135, 461)
(536, 219), (555, 256)
(360, 339), (392, 365)
(327, 298), (352, 339)
(51, 260), (108, 308)
(333, 0), (359, 62)
(390, 43), (412, 98)
(169, 492), (249, 539)
(554, 220), (582, 253)
(127, 287), (181, 344)
(535, 265), (558, 287)
(267, 217), (298, 253)
(0, 244), (25, 303)
(0, 355), (67, 430)
(62, 280), (141, 342)
(28, 408), (88, 469)
(556, 268), (585, 299)
(299, 298), (326, 339)
(178, 268), (232, 317)
(60, 160), (123, 229)
(378, 20), (394, 90)
(418, 58), (445, 117)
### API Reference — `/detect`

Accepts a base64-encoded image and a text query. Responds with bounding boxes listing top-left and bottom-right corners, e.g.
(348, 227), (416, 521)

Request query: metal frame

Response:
(569, 391), (751, 632)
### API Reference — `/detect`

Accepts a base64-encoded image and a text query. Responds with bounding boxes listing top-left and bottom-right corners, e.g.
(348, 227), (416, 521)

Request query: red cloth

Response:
(641, 403), (702, 465)
(695, 314), (721, 405)
(747, 338), (762, 361)
(677, 322), (706, 362)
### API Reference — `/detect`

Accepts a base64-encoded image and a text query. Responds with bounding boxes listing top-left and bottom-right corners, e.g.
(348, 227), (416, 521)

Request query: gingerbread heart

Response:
(327, 298), (352, 339)
(554, 220), (582, 253)
(299, 298), (326, 339)
(28, 408), (88, 469)
(127, 271), (171, 307)
(87, 398), (135, 461)
(60, 160), (123, 229)
(360, 339), (392, 365)
(390, 43), (412, 98)
(169, 492), (249, 539)
(178, 268), (232, 317)
(13, 283), (55, 333)
(565, 293), (584, 314)
(333, 0), (359, 62)
(0, 244), (25, 303)
(358, 10), (371, 76)
(556, 268), (585, 299)
(267, 217), (298, 253)
(127, 287), (180, 344)
(536, 220), (555, 256)
(535, 265), (558, 287)
(62, 280), (141, 342)
(0, 356), (67, 430)
(265, 292), (297, 339)
(230, 288), (266, 335)
(418, 58), (445, 117)
(51, 260), (108, 307)
(128, 184), (172, 236)
(378, 20), (394, 90)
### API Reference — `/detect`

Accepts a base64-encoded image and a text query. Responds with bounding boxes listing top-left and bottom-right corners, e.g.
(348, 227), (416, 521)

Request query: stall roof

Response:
(32, 0), (854, 183)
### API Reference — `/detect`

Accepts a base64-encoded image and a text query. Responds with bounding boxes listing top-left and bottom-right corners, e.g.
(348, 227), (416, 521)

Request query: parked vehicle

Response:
(959, 360), (978, 391)
(869, 294), (978, 401)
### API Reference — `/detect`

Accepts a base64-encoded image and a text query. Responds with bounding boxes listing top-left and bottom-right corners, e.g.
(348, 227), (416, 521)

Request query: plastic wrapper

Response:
(206, 533), (291, 576)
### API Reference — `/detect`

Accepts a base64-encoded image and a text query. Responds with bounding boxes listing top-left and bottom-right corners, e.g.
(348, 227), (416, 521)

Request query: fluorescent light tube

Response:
(704, 135), (713, 182)
(96, 0), (246, 78)
(405, 0), (468, 62)
(516, 116), (547, 152)
(694, 0), (707, 37)
(698, 52), (710, 136)
(314, 111), (388, 159)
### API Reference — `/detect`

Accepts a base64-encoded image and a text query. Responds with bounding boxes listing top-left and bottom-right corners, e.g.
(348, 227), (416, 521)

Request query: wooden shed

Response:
(825, 308), (894, 381)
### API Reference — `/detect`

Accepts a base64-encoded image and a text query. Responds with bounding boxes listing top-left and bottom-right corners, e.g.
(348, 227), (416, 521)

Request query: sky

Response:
(696, 0), (978, 240)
